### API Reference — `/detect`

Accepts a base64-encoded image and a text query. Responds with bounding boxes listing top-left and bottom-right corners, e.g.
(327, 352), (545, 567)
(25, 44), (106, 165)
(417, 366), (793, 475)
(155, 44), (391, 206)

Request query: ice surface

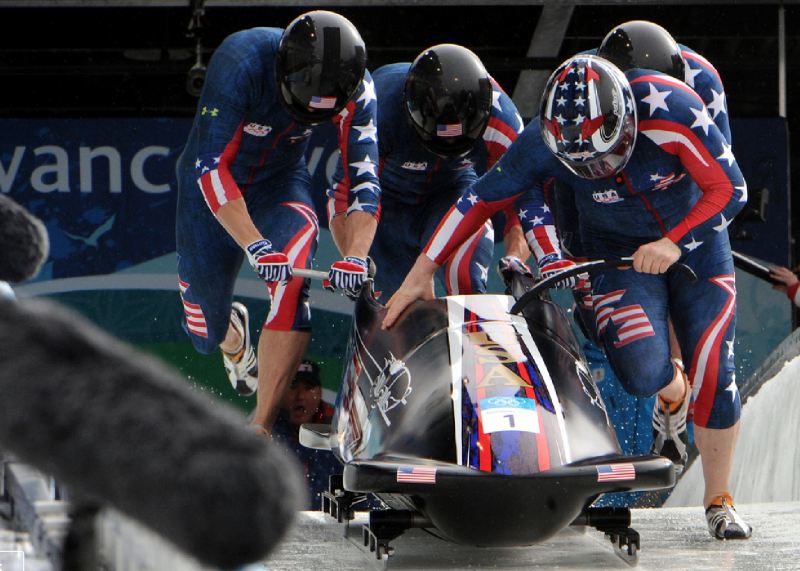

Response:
(263, 502), (800, 570)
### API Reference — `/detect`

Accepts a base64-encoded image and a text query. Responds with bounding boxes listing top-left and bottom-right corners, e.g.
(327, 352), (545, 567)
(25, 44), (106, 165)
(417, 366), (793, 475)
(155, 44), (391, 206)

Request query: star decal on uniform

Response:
(541, 204), (551, 213)
(717, 141), (736, 166)
(477, 262), (488, 281)
(346, 195), (367, 214)
(685, 64), (702, 89)
(492, 90), (503, 112)
(517, 208), (528, 220)
(350, 155), (377, 177)
(556, 94), (568, 107)
(689, 106), (715, 135)
(642, 83), (672, 116)
(684, 237), (704, 251)
(708, 88), (727, 119)
(357, 78), (377, 107)
(713, 214), (733, 233)
(725, 377), (739, 401)
(466, 192), (479, 205)
(650, 173), (665, 182)
(737, 183), (748, 203)
(353, 119), (377, 142)
(346, 186), (379, 214)
(531, 215), (544, 226)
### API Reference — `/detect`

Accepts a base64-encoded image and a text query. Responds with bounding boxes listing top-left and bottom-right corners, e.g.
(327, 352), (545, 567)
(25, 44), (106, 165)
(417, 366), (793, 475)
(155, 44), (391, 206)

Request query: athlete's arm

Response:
(327, 72), (382, 293)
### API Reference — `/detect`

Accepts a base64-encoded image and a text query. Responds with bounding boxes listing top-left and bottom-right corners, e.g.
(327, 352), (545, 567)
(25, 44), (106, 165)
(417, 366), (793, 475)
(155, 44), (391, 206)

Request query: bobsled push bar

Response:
(510, 258), (698, 315)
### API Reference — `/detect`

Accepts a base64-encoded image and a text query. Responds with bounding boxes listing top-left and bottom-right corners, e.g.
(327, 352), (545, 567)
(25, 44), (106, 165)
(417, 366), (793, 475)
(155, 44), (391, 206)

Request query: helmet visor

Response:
(557, 113), (636, 180)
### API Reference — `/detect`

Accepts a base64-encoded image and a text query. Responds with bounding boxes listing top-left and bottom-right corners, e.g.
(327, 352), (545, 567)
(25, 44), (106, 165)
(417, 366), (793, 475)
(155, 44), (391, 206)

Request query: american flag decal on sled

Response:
(596, 463), (636, 482)
(397, 466), (437, 484)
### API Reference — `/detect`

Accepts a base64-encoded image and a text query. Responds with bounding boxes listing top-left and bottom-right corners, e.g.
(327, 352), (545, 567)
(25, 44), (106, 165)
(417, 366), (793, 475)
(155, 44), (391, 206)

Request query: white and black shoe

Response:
(706, 494), (752, 540)
(650, 359), (690, 474)
(221, 302), (258, 396)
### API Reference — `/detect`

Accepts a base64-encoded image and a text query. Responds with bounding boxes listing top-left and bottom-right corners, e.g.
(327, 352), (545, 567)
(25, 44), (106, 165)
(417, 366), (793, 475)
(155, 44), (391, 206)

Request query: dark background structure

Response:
(1, 0), (797, 261)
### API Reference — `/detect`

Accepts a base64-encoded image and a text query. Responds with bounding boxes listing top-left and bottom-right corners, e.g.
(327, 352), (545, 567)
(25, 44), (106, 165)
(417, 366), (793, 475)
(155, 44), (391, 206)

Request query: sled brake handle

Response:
(509, 258), (697, 315)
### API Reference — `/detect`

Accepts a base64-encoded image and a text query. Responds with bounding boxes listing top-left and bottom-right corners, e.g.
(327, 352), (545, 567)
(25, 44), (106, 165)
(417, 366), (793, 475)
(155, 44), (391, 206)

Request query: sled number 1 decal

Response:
(478, 397), (539, 434)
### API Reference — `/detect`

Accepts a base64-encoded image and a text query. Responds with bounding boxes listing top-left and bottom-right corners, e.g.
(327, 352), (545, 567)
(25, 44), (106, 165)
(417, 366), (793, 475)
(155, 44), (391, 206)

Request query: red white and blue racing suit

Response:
(561, 45), (734, 347)
(176, 27), (380, 352)
(422, 68), (746, 430)
(328, 63), (524, 302)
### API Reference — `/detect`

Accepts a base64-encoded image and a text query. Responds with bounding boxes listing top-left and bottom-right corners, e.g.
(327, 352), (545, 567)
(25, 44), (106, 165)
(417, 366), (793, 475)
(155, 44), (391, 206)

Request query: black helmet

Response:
(275, 11), (367, 124)
(597, 21), (685, 81)
(539, 55), (637, 180)
(404, 44), (493, 159)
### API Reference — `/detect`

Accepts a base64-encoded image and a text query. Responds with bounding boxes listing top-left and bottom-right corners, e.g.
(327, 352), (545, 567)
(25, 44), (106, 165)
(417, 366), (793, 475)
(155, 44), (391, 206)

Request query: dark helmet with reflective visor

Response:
(404, 44), (493, 158)
(539, 55), (637, 180)
(597, 20), (685, 81)
(275, 11), (367, 124)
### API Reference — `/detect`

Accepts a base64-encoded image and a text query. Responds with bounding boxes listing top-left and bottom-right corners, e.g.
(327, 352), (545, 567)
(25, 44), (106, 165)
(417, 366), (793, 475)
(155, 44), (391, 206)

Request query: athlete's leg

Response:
(588, 267), (673, 398)
(252, 329), (311, 432)
(176, 182), (243, 354)
(247, 179), (319, 433)
(669, 237), (741, 508)
(695, 422), (740, 506)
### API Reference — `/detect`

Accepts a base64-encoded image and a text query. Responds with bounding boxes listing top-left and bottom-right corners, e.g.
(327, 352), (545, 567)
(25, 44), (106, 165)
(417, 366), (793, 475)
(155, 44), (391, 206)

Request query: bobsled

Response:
(300, 261), (681, 565)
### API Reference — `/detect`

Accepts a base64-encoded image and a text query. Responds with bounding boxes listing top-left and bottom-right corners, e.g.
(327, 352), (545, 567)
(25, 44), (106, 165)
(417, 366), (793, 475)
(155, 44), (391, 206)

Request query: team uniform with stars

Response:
(175, 27), (380, 353)
(422, 64), (746, 430)
(559, 45), (733, 348)
(328, 62), (524, 302)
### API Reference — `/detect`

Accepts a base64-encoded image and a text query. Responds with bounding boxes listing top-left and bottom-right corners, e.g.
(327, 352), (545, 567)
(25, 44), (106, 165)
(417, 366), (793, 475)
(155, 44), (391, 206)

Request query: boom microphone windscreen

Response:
(0, 194), (49, 284)
(0, 297), (304, 568)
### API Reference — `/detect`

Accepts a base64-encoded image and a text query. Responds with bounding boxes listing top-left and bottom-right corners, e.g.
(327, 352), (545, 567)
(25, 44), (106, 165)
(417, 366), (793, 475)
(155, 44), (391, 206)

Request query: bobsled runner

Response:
(300, 260), (686, 567)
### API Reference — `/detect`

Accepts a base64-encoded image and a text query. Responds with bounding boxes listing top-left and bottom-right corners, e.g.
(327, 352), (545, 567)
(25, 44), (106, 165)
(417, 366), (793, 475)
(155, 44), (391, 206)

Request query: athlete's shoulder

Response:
(373, 64), (409, 127)
(373, 62), (411, 81)
(372, 63), (410, 97)
(488, 78), (524, 133)
(626, 68), (704, 108)
(217, 27), (282, 58)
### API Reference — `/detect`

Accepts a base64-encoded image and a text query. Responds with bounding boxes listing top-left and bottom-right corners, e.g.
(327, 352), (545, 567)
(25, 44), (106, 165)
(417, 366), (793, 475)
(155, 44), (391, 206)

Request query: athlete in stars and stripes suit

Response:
(382, 53), (751, 539)
(175, 12), (380, 435)
(558, 23), (733, 340)
(328, 44), (526, 303)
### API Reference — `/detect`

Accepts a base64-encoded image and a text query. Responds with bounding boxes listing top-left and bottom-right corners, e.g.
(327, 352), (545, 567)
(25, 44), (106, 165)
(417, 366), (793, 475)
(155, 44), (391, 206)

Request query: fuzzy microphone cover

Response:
(0, 297), (305, 568)
(0, 194), (49, 283)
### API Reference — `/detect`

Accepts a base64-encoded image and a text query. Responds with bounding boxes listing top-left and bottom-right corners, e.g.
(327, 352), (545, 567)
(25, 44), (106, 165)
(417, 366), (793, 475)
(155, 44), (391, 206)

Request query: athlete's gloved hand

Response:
(246, 238), (292, 283)
(538, 258), (587, 290)
(497, 255), (534, 286)
(325, 256), (370, 300)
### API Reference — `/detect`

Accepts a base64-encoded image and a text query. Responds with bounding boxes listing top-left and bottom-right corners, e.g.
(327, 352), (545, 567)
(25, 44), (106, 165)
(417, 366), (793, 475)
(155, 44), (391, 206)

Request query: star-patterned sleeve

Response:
(513, 179), (563, 266)
(326, 70), (381, 222)
(628, 71), (746, 253)
(423, 124), (550, 266)
(680, 46), (731, 144)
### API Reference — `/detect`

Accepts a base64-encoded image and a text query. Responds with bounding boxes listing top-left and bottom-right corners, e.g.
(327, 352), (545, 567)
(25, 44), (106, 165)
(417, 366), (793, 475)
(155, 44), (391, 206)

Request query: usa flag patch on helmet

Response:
(437, 123), (463, 137)
(310, 95), (337, 109)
